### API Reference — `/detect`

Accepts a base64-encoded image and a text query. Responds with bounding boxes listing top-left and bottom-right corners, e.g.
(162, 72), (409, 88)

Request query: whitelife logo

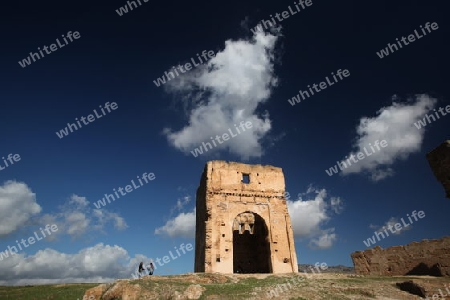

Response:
(55, 102), (118, 139)
(93, 172), (156, 209)
(325, 140), (388, 177)
(0, 224), (58, 261)
(153, 50), (215, 87)
(266, 262), (328, 298)
(425, 283), (450, 299)
(190, 121), (253, 157)
(288, 69), (350, 106)
(0, 153), (21, 171)
(250, 0), (313, 35)
(115, 0), (149, 16)
(130, 243), (194, 279)
(363, 210), (425, 247)
(18, 31), (81, 68)
(376, 22), (439, 59)
(413, 104), (450, 129)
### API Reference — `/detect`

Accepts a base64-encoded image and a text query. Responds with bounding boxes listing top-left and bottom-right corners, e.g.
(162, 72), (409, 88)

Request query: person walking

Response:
(147, 262), (155, 275)
(138, 262), (145, 279)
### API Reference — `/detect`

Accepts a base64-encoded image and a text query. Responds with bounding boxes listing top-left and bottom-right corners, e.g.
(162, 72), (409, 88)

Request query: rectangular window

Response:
(242, 174), (250, 184)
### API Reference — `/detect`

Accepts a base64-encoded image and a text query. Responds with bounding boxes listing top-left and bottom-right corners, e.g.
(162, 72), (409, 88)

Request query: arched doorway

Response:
(232, 212), (271, 273)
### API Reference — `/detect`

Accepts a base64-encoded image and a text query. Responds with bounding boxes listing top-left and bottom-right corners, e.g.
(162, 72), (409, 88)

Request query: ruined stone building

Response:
(427, 140), (450, 199)
(194, 161), (298, 274)
(351, 237), (450, 276)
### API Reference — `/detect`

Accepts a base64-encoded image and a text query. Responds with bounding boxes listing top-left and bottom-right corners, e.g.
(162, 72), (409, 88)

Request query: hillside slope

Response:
(83, 273), (450, 300)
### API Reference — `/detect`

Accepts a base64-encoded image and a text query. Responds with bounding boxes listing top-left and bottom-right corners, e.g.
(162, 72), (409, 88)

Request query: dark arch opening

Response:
(232, 212), (271, 273)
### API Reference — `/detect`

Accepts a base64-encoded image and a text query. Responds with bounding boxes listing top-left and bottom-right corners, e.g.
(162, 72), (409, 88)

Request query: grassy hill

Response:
(2, 273), (449, 300)
(0, 283), (98, 300)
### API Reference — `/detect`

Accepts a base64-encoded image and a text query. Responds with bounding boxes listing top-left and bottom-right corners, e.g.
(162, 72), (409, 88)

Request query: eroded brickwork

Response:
(427, 140), (450, 199)
(194, 161), (298, 274)
(351, 237), (450, 276)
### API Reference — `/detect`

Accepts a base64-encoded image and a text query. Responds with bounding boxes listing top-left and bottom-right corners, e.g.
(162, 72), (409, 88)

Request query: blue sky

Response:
(0, 0), (449, 285)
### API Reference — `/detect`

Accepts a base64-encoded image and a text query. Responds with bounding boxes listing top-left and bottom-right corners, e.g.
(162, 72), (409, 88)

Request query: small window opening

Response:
(242, 174), (250, 184)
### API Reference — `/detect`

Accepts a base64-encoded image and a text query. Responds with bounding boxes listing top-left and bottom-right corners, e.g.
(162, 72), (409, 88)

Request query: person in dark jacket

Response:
(138, 262), (145, 278)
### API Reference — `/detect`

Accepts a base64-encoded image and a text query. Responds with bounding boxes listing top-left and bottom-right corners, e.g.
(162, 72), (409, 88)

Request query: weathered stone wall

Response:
(351, 237), (450, 276)
(195, 160), (298, 274)
(427, 140), (450, 199)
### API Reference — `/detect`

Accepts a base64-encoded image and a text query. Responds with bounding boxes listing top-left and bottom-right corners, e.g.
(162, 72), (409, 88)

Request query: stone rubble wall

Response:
(351, 237), (450, 276)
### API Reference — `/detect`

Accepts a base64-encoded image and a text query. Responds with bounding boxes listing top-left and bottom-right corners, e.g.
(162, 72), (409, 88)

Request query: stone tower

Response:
(426, 140), (450, 199)
(194, 160), (298, 274)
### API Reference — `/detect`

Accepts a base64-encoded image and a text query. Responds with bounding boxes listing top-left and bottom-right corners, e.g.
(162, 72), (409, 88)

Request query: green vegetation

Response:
(133, 274), (303, 299)
(198, 276), (283, 299)
(0, 284), (98, 300)
(1, 274), (449, 300)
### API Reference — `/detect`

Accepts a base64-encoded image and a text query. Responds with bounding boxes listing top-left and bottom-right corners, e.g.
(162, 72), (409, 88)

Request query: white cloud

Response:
(65, 212), (90, 236)
(163, 28), (280, 160)
(339, 94), (437, 181)
(55, 195), (128, 238)
(92, 209), (128, 231)
(70, 194), (89, 207)
(309, 229), (336, 249)
(0, 243), (151, 285)
(287, 187), (343, 249)
(173, 196), (191, 212)
(330, 197), (344, 214)
(155, 209), (196, 238)
(0, 190), (127, 241)
(370, 217), (412, 235)
(0, 181), (41, 236)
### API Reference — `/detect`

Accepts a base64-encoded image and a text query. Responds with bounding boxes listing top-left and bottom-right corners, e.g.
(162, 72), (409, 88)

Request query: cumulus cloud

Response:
(66, 213), (90, 236)
(287, 187), (343, 249)
(155, 209), (196, 238)
(0, 181), (41, 236)
(53, 194), (128, 238)
(163, 28), (280, 160)
(369, 217), (412, 235)
(339, 94), (437, 181)
(92, 209), (128, 232)
(0, 187), (127, 241)
(309, 229), (336, 249)
(0, 243), (151, 285)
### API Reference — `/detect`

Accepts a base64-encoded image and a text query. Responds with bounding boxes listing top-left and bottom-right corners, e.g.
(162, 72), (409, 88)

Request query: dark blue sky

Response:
(0, 0), (449, 285)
